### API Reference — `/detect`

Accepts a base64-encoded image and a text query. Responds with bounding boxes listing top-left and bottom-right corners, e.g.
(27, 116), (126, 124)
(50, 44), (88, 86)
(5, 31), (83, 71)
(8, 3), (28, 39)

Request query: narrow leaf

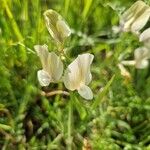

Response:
(72, 94), (87, 120)
(92, 75), (115, 109)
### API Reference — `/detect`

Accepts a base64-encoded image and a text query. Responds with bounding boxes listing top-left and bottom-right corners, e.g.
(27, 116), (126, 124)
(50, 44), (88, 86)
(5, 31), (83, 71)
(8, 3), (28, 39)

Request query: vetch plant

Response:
(34, 9), (95, 150)
(119, 0), (150, 34)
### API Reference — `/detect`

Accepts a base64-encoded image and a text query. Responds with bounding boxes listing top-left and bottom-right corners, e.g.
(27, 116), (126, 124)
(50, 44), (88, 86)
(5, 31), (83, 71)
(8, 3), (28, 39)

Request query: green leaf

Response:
(82, 0), (93, 20)
(92, 75), (115, 109)
(0, 123), (12, 131)
(72, 94), (87, 120)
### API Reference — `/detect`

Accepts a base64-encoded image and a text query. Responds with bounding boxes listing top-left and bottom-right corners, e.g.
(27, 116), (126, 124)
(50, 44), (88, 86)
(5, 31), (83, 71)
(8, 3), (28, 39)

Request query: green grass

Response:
(0, 0), (150, 149)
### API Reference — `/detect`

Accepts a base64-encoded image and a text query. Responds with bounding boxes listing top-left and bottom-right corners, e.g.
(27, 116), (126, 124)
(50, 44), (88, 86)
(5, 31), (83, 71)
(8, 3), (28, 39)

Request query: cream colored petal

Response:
(135, 60), (149, 69)
(47, 52), (63, 82)
(120, 1), (149, 32)
(43, 9), (61, 43)
(78, 85), (93, 100)
(37, 70), (51, 86)
(63, 58), (81, 91)
(63, 53), (94, 91)
(43, 9), (71, 44)
(121, 17), (135, 32)
(78, 53), (94, 85)
(131, 8), (150, 33)
(139, 27), (150, 42)
(134, 47), (150, 60)
(121, 1), (146, 22)
(56, 20), (71, 38)
(34, 45), (49, 70)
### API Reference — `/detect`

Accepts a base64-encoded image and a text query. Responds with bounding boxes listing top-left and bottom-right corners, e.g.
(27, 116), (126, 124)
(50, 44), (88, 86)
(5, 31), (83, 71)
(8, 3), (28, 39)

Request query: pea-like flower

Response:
(44, 9), (71, 44)
(34, 44), (63, 86)
(120, 1), (150, 33)
(134, 47), (150, 69)
(121, 47), (150, 69)
(64, 53), (94, 100)
(139, 27), (150, 48)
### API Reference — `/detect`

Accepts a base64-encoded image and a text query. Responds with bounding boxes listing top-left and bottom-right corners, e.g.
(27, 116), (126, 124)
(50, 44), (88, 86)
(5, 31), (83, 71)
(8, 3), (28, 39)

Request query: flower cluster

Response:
(34, 9), (94, 100)
(118, 0), (150, 74)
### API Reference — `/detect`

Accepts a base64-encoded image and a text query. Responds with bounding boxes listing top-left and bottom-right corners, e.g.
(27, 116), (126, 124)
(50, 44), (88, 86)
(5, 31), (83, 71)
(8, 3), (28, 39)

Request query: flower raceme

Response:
(120, 0), (150, 34)
(34, 45), (63, 86)
(35, 10), (94, 100)
(64, 54), (94, 100)
(35, 45), (94, 100)
(44, 9), (71, 45)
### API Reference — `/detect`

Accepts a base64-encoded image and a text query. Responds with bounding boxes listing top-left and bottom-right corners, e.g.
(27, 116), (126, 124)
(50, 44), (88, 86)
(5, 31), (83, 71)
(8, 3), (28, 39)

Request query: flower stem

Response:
(121, 60), (136, 66)
(41, 90), (70, 97)
(67, 94), (73, 150)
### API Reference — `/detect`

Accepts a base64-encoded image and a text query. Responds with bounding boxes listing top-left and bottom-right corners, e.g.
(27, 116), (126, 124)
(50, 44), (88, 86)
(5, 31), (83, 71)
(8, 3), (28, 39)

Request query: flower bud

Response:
(44, 9), (71, 45)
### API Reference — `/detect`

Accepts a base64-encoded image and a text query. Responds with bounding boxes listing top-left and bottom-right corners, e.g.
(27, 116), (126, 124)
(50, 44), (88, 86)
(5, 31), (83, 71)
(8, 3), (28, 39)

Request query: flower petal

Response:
(78, 53), (94, 85)
(34, 45), (49, 71)
(64, 58), (81, 91)
(56, 20), (71, 38)
(131, 8), (150, 33)
(47, 52), (63, 81)
(134, 47), (150, 60)
(78, 85), (93, 100)
(134, 47), (150, 69)
(139, 27), (150, 42)
(135, 60), (149, 69)
(63, 53), (94, 91)
(44, 10), (61, 43)
(44, 9), (71, 44)
(120, 1), (149, 32)
(37, 70), (51, 86)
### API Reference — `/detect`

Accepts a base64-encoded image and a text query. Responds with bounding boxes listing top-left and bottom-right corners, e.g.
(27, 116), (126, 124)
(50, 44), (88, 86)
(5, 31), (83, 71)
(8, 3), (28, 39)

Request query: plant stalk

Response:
(67, 94), (73, 150)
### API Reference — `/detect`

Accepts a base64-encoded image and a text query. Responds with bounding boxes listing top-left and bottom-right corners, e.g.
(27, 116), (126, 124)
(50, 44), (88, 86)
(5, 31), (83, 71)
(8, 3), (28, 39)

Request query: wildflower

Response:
(64, 53), (94, 100)
(134, 47), (150, 69)
(121, 47), (150, 69)
(44, 9), (71, 45)
(120, 1), (150, 34)
(34, 44), (63, 86)
(139, 27), (150, 48)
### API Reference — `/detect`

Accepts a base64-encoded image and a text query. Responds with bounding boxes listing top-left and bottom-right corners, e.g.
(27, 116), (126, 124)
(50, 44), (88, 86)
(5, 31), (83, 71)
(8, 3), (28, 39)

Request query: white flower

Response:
(139, 28), (150, 48)
(120, 1), (150, 33)
(43, 9), (71, 44)
(121, 47), (150, 69)
(64, 53), (94, 100)
(134, 47), (150, 69)
(34, 45), (63, 86)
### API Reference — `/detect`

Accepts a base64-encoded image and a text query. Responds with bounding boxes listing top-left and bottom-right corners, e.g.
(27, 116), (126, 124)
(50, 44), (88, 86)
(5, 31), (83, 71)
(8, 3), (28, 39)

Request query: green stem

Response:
(67, 94), (73, 150)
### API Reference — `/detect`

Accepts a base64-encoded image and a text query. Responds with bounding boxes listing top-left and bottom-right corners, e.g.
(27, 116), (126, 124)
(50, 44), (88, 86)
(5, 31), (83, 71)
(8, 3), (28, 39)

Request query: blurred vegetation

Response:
(0, 0), (150, 149)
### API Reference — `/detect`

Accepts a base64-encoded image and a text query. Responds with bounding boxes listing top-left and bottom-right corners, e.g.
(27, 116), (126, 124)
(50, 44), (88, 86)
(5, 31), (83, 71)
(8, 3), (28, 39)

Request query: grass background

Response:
(0, 0), (150, 149)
